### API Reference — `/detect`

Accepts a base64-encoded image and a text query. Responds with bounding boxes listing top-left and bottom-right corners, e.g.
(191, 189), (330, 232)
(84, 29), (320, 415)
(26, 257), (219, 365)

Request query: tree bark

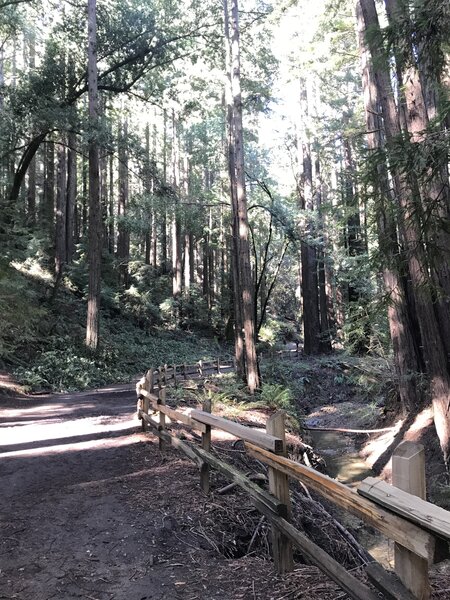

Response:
(117, 118), (129, 288)
(171, 111), (182, 303)
(41, 140), (55, 253)
(298, 79), (320, 355)
(356, 0), (422, 413)
(224, 0), (244, 378)
(66, 132), (77, 262)
(315, 158), (332, 353)
(161, 109), (168, 273)
(226, 0), (259, 392)
(86, 0), (102, 350)
(26, 34), (37, 228)
(360, 0), (450, 463)
(55, 138), (67, 278)
(108, 152), (114, 253)
(384, 0), (450, 365)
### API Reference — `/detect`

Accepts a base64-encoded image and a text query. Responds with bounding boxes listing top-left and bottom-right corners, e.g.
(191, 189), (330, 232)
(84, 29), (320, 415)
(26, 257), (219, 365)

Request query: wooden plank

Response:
(140, 413), (205, 469)
(252, 500), (379, 600)
(266, 411), (293, 574)
(136, 376), (145, 423)
(366, 562), (417, 600)
(192, 445), (286, 517)
(246, 443), (435, 562)
(200, 398), (212, 494)
(358, 477), (450, 541)
(158, 388), (166, 451)
(141, 368), (154, 433)
(139, 389), (207, 433)
(190, 409), (284, 453)
(141, 422), (284, 516)
(158, 366), (163, 390)
(392, 442), (430, 600)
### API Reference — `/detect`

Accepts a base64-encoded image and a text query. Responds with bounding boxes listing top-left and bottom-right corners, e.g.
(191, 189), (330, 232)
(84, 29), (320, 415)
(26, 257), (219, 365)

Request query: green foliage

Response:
(259, 383), (294, 413)
(15, 319), (222, 392)
(258, 317), (298, 348)
(0, 262), (47, 363)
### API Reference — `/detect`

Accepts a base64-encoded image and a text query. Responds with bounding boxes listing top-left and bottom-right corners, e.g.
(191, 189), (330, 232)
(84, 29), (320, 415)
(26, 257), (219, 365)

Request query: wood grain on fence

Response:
(135, 359), (450, 600)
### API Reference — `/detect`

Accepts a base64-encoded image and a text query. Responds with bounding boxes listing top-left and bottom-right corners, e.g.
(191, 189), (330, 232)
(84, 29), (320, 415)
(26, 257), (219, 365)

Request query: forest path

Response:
(0, 385), (284, 600)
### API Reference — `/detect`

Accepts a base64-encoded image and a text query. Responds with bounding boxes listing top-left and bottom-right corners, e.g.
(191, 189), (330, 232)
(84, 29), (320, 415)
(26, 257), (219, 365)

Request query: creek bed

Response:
(304, 403), (393, 567)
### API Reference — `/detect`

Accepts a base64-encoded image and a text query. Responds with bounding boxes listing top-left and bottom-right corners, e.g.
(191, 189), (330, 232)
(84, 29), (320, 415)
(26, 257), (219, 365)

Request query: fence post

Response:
(266, 411), (294, 574)
(173, 363), (177, 388)
(198, 360), (203, 378)
(200, 397), (212, 493)
(158, 387), (167, 451)
(393, 441), (430, 600)
(158, 366), (163, 390)
(141, 368), (153, 432)
(216, 357), (220, 374)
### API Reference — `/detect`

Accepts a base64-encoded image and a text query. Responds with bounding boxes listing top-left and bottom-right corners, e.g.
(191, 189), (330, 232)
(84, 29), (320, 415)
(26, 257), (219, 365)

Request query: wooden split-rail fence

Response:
(136, 359), (450, 600)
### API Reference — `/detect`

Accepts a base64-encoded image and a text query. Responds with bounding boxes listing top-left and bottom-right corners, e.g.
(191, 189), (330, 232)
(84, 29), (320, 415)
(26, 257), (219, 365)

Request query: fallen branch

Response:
(303, 425), (396, 434)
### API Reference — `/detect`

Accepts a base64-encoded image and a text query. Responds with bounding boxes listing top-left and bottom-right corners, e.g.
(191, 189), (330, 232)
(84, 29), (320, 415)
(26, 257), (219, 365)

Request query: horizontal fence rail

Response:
(135, 360), (450, 600)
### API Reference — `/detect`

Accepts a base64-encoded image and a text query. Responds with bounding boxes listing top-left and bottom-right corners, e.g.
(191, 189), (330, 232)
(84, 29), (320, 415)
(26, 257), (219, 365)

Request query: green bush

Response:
(260, 383), (294, 412)
(258, 317), (298, 348)
(0, 263), (48, 363)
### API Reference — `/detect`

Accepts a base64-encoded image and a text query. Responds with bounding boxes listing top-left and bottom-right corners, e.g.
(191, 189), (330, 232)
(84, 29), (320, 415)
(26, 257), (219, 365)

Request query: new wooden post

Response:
(158, 387), (167, 451)
(200, 397), (212, 493)
(141, 368), (153, 432)
(266, 411), (294, 574)
(392, 441), (430, 600)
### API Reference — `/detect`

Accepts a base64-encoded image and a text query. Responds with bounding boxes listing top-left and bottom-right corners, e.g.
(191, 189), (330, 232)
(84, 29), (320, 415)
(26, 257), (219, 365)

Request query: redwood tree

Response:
(86, 0), (101, 350)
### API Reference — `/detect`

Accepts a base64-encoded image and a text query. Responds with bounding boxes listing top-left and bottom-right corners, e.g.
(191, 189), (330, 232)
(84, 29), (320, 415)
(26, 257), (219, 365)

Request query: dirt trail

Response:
(0, 385), (344, 600)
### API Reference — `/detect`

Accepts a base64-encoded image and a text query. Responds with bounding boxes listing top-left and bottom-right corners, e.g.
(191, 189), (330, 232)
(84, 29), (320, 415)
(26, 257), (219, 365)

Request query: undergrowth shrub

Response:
(0, 263), (48, 363)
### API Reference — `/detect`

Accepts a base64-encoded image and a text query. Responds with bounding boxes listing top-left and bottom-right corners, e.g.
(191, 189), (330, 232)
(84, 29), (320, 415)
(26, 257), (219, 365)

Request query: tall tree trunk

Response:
(66, 132), (77, 262)
(42, 141), (55, 255)
(298, 80), (320, 355)
(25, 32), (36, 227)
(384, 0), (450, 365)
(356, 0), (422, 413)
(343, 135), (369, 353)
(360, 0), (450, 464)
(108, 152), (114, 253)
(55, 138), (67, 278)
(183, 154), (191, 292)
(144, 123), (152, 266)
(117, 118), (129, 288)
(100, 135), (109, 251)
(86, 0), (102, 350)
(227, 0), (259, 392)
(315, 159), (332, 353)
(224, 0), (244, 377)
(161, 109), (168, 273)
(171, 111), (182, 303)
